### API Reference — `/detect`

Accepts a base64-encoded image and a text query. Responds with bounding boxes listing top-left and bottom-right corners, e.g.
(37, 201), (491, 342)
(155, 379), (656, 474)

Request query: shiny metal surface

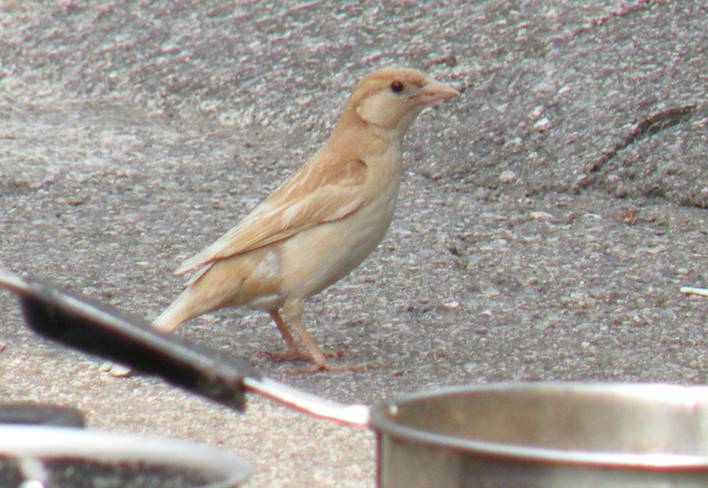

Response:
(372, 383), (708, 487)
(0, 425), (253, 487)
(243, 376), (370, 426)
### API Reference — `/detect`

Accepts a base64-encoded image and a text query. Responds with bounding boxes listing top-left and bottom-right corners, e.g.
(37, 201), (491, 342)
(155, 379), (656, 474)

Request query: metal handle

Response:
(0, 270), (370, 427)
(243, 377), (370, 426)
(1, 270), (251, 411)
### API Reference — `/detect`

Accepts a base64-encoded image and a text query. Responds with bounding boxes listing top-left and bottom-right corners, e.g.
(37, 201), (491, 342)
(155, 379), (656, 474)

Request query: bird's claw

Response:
(285, 360), (380, 374)
(263, 348), (344, 362)
(263, 349), (311, 362)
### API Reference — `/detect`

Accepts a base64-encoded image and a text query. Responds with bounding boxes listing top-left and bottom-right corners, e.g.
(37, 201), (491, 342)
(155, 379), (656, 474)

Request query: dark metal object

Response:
(2, 272), (253, 412)
(0, 270), (368, 425)
(3, 270), (708, 487)
(0, 403), (84, 428)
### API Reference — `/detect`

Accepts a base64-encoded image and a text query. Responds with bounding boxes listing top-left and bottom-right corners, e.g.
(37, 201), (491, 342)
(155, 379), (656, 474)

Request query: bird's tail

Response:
(153, 253), (261, 333)
(153, 288), (194, 333)
(153, 261), (242, 333)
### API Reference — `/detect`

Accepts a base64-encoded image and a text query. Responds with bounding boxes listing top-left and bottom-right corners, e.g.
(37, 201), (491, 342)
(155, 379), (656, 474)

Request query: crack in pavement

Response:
(585, 104), (698, 174)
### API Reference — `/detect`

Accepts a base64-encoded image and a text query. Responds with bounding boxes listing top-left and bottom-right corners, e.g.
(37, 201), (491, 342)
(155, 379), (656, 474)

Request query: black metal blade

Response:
(8, 275), (255, 412)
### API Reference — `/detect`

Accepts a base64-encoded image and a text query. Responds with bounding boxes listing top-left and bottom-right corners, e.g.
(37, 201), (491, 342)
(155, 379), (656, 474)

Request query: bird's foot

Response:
(264, 349), (311, 362)
(286, 360), (380, 374)
(264, 348), (344, 362)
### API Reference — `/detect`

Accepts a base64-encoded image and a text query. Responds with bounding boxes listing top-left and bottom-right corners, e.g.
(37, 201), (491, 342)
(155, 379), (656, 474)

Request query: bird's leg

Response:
(264, 309), (310, 361)
(265, 309), (343, 362)
(281, 300), (379, 373)
(279, 300), (330, 368)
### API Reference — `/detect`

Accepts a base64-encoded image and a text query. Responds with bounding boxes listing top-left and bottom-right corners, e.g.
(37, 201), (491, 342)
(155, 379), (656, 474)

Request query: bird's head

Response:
(337, 67), (459, 139)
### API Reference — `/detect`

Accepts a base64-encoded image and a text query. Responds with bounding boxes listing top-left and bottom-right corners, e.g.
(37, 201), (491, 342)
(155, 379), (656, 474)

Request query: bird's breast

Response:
(278, 168), (402, 300)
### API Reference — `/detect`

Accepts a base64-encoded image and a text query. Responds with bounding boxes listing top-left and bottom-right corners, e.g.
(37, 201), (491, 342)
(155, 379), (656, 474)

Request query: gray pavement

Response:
(0, 1), (705, 486)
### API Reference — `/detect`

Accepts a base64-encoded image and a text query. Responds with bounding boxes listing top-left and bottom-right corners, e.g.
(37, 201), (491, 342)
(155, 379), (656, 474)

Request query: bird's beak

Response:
(417, 79), (460, 104)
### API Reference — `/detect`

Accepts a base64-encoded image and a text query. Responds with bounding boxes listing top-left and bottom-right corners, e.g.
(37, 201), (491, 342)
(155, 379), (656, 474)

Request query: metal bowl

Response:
(372, 383), (708, 487)
(0, 425), (252, 487)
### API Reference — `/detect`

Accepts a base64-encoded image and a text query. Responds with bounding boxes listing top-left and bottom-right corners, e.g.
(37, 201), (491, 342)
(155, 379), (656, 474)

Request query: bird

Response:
(153, 67), (459, 371)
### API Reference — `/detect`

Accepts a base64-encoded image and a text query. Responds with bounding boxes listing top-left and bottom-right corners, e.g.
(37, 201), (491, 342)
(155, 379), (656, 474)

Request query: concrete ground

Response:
(0, 1), (705, 486)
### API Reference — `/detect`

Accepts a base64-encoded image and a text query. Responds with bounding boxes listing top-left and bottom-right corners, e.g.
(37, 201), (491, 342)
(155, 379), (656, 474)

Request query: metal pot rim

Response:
(369, 381), (708, 470)
(0, 425), (253, 487)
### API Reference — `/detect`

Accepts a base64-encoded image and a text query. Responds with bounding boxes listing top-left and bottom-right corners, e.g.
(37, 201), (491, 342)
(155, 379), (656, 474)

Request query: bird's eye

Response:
(390, 80), (405, 93)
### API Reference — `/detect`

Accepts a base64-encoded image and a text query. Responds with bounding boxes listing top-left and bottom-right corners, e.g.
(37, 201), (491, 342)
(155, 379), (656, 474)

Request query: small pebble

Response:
(529, 211), (554, 221)
(532, 117), (551, 131)
(530, 105), (544, 119)
(442, 301), (460, 310)
(499, 170), (517, 184)
(100, 361), (133, 377)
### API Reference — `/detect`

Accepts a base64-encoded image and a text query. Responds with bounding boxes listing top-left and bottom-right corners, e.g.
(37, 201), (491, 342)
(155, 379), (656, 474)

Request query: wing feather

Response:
(175, 158), (368, 275)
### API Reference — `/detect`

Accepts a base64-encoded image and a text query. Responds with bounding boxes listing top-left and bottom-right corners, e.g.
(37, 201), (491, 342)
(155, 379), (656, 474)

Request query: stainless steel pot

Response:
(372, 383), (708, 487)
(2, 270), (707, 487)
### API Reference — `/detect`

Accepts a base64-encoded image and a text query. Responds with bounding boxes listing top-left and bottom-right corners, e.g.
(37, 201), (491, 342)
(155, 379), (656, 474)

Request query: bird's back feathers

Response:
(175, 156), (370, 275)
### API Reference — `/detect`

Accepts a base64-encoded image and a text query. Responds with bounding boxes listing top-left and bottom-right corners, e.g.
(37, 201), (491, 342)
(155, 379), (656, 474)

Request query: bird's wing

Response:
(175, 158), (369, 275)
